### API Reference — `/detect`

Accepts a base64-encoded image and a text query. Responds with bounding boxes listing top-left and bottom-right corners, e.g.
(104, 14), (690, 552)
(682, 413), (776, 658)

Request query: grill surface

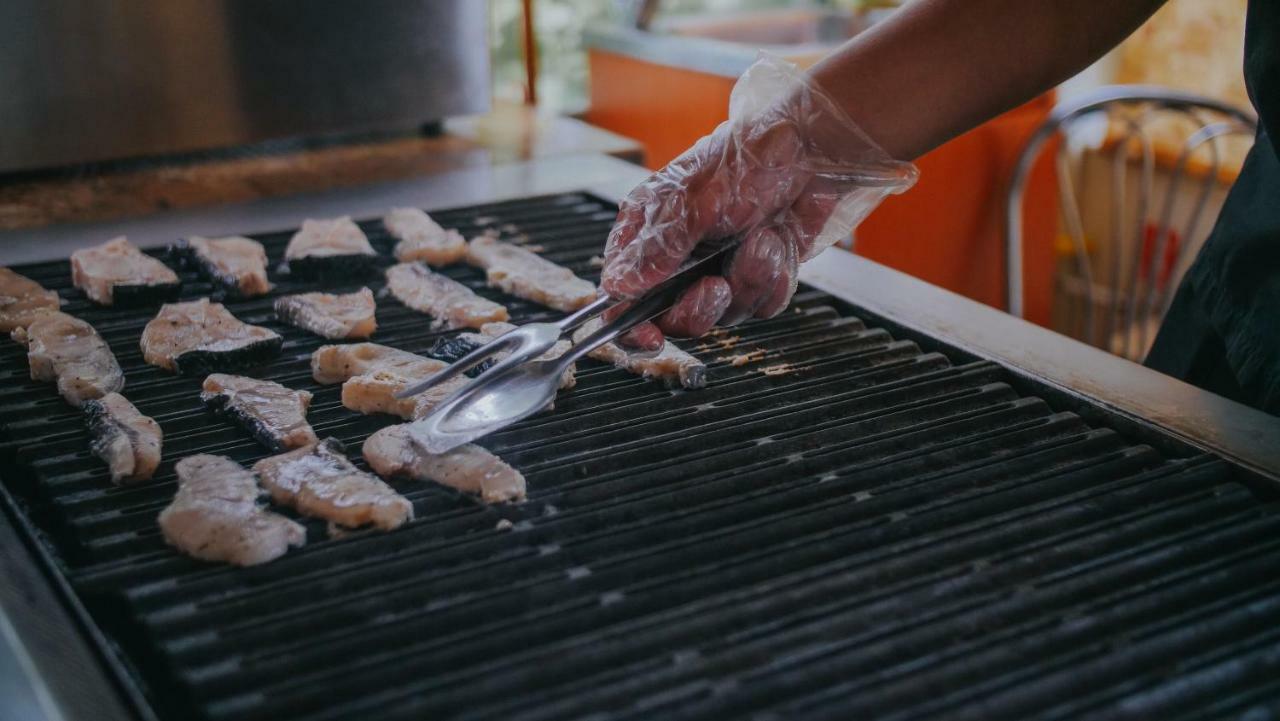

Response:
(1, 192), (1277, 721)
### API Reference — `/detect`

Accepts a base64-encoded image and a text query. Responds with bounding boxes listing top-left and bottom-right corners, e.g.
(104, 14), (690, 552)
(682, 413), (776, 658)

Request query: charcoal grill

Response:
(2, 171), (1279, 720)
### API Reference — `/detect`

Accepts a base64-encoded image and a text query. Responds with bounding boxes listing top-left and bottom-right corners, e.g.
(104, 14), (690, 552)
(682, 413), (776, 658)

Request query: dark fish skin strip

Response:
(172, 337), (284, 376)
(202, 391), (295, 453)
(427, 335), (495, 378)
(108, 281), (182, 307)
(286, 255), (379, 281)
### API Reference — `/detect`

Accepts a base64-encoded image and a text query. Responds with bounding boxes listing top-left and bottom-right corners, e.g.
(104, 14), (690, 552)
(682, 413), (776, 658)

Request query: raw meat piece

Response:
(275, 288), (377, 340)
(0, 266), (61, 332)
(384, 207), (467, 266)
(173, 236), (271, 297)
(253, 438), (413, 531)
(284, 217), (377, 279)
(12, 311), (124, 406)
(466, 235), (596, 312)
(201, 374), (317, 452)
(385, 262), (508, 330)
(70, 237), (180, 306)
(365, 423), (525, 504)
(572, 318), (706, 389)
(141, 299), (282, 375)
(83, 392), (162, 485)
(158, 454), (305, 566)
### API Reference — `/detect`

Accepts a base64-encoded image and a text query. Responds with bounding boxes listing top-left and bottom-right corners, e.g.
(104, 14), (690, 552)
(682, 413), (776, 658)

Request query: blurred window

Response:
(489, 0), (828, 113)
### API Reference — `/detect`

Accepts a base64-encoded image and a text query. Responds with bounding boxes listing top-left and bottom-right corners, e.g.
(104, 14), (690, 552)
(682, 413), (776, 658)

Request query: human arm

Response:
(602, 0), (1168, 349)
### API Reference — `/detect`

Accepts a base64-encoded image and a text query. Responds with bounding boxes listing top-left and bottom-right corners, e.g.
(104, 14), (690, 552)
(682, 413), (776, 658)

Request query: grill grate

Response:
(1, 192), (1277, 721)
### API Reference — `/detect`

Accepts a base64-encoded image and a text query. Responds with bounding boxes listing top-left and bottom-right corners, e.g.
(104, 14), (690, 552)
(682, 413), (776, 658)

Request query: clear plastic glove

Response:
(601, 53), (919, 349)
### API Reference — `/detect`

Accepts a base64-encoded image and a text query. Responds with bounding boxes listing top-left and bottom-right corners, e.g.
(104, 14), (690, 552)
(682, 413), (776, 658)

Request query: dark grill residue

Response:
(0, 193), (1277, 721)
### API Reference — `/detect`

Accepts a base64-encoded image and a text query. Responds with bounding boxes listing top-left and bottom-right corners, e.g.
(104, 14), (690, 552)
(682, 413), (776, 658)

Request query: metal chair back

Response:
(1005, 85), (1256, 361)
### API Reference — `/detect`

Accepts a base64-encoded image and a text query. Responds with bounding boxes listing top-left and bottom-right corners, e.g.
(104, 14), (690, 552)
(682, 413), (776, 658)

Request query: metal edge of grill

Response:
(0, 182), (1276, 721)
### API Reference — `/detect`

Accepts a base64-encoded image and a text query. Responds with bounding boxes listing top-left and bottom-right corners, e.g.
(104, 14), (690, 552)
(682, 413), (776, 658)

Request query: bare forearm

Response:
(810, 0), (1166, 160)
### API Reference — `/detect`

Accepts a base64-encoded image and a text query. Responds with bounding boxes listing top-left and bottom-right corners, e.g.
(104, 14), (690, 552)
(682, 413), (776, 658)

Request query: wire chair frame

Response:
(1005, 85), (1257, 360)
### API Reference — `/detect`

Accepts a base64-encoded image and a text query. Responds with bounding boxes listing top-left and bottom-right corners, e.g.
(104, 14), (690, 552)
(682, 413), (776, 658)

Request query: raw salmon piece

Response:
(384, 207), (467, 266)
(385, 262), (508, 330)
(201, 374), (317, 452)
(466, 235), (596, 312)
(365, 423), (525, 504)
(158, 454), (305, 566)
(275, 288), (377, 340)
(253, 438), (413, 532)
(13, 311), (124, 406)
(84, 392), (162, 485)
(71, 237), (180, 306)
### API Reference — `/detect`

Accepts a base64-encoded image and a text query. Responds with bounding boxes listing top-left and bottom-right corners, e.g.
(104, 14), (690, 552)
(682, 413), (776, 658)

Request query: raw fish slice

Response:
(12, 311), (124, 406)
(70, 237), (180, 306)
(173, 236), (271, 297)
(141, 299), (282, 375)
(341, 368), (470, 420)
(0, 266), (61, 332)
(275, 288), (377, 340)
(384, 207), (467, 266)
(201, 374), (317, 452)
(310, 342), (469, 419)
(572, 318), (706, 389)
(253, 438), (413, 531)
(466, 235), (597, 312)
(311, 342), (442, 385)
(385, 262), (508, 330)
(284, 217), (377, 279)
(83, 392), (162, 485)
(365, 423), (525, 504)
(159, 454), (305, 566)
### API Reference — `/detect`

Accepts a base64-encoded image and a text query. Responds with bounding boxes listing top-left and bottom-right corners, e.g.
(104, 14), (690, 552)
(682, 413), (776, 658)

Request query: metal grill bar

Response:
(0, 192), (1274, 721)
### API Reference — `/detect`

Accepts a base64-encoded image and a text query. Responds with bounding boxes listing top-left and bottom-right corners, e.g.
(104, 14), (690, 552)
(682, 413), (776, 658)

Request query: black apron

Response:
(1145, 0), (1280, 415)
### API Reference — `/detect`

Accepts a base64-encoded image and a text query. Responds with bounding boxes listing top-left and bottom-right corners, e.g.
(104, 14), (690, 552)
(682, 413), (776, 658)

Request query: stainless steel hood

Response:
(0, 0), (490, 173)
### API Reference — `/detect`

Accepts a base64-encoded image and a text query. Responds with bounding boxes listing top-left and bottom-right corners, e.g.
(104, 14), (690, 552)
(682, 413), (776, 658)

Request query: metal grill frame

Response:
(0, 155), (1277, 721)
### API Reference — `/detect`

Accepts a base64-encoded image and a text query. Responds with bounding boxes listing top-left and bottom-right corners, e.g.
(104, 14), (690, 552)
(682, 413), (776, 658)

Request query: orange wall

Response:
(586, 48), (1057, 326)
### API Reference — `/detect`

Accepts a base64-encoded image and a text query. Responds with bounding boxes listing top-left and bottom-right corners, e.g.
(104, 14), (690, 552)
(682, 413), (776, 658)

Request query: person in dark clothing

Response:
(599, 0), (1279, 415)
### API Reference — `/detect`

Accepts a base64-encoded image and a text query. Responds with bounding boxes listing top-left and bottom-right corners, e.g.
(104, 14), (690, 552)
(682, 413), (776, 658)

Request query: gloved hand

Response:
(600, 53), (918, 349)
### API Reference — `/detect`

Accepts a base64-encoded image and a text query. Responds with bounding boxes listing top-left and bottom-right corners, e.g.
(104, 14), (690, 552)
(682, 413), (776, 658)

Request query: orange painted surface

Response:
(586, 49), (1058, 326)
(586, 49), (734, 170)
(857, 96), (1059, 326)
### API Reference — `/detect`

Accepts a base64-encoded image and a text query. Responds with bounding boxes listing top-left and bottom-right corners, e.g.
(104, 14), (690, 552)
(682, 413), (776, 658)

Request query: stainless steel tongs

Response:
(398, 241), (737, 454)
